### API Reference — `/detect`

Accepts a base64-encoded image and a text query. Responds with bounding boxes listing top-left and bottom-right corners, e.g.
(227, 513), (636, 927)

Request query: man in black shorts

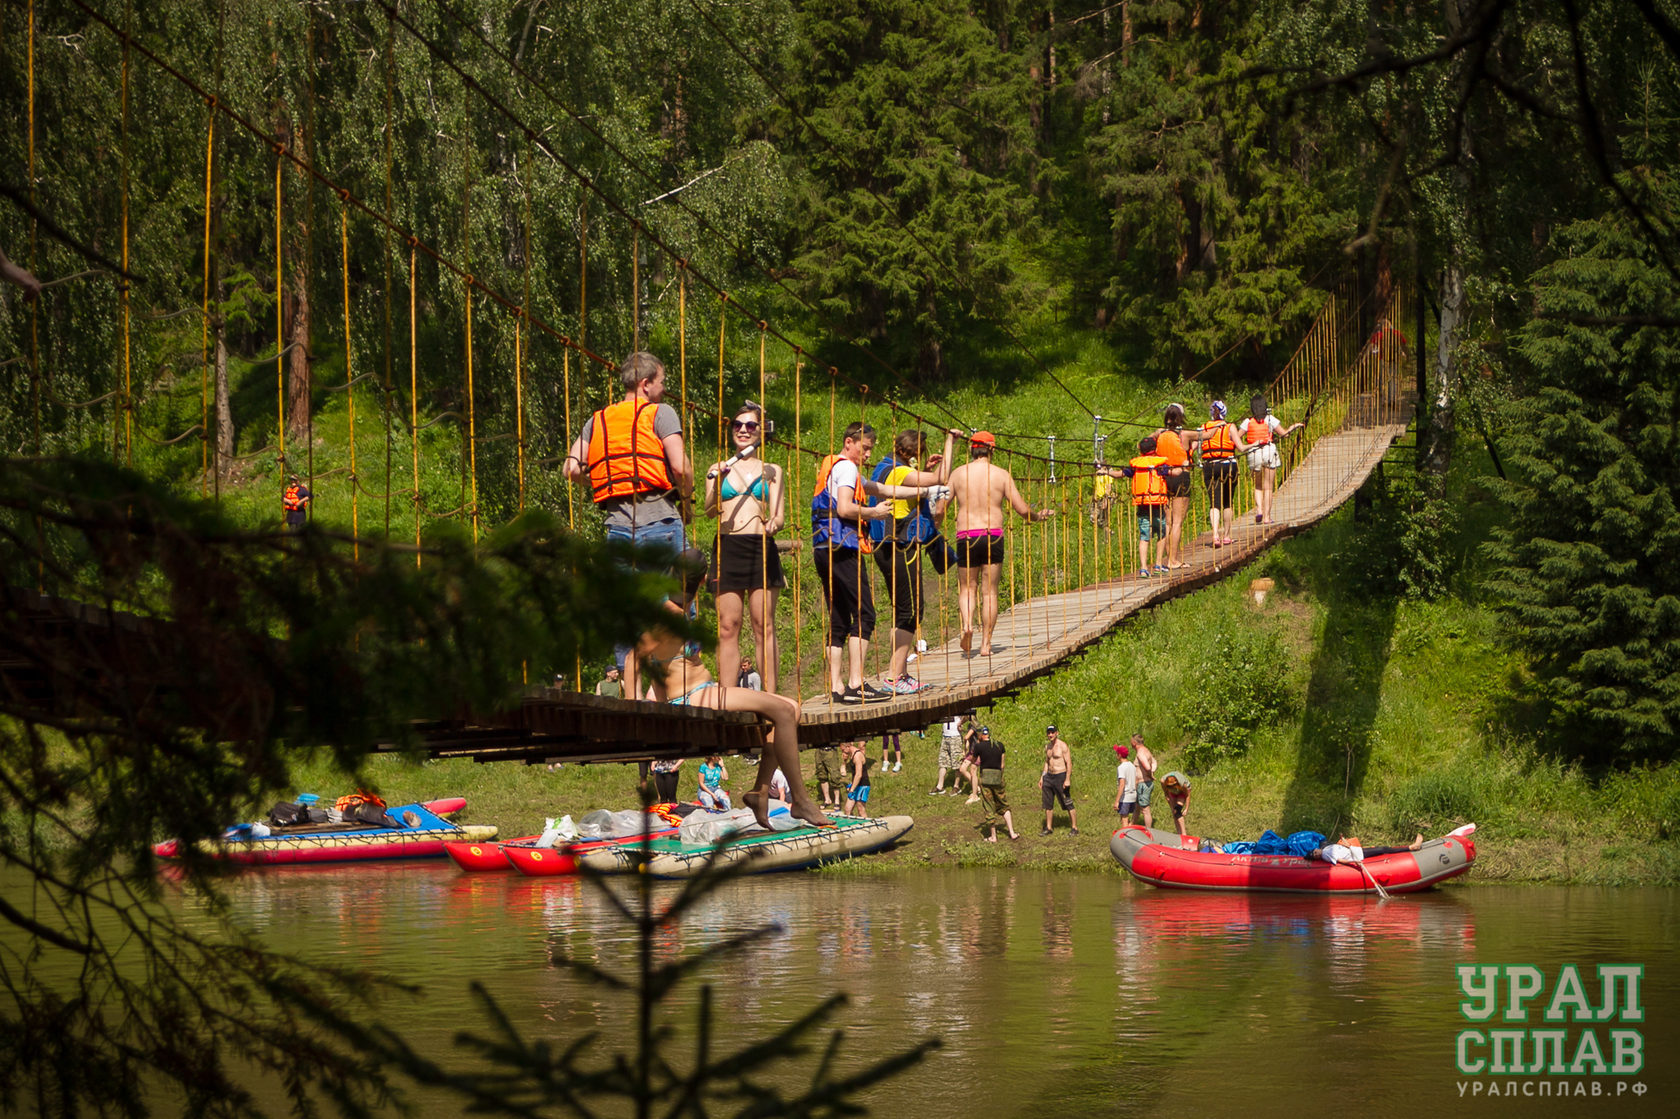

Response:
(947, 432), (1053, 656)
(1038, 725), (1079, 835)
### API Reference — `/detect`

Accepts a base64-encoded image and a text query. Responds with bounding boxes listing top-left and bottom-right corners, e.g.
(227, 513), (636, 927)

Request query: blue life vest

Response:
(866, 455), (938, 546)
(811, 454), (866, 551)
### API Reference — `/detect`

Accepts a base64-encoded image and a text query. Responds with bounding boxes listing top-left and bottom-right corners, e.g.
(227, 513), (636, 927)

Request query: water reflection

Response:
(7, 864), (1672, 1119)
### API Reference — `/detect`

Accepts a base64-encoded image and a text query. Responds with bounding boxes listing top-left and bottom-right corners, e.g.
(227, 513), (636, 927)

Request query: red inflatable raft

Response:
(1110, 825), (1476, 894)
(501, 827), (680, 877)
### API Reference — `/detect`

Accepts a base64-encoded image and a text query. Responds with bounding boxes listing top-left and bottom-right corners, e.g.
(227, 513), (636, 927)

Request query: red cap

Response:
(1114, 744), (1129, 758)
(970, 431), (997, 447)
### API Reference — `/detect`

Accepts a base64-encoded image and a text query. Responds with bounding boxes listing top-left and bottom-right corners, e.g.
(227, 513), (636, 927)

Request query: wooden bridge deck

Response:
(414, 422), (1406, 762)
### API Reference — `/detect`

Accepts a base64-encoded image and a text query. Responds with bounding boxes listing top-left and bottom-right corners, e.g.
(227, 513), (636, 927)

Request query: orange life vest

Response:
(1129, 455), (1168, 506)
(1155, 429), (1189, 467)
(1199, 422), (1237, 460)
(282, 483), (307, 513)
(1245, 417), (1274, 446)
(586, 399), (674, 502)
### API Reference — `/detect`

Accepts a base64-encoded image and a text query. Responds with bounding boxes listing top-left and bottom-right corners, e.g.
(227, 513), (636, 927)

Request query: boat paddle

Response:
(1358, 860), (1391, 900)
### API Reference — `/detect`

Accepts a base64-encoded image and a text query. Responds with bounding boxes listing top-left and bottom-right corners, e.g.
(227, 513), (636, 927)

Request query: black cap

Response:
(979, 726), (990, 736)
(1046, 725), (1057, 734)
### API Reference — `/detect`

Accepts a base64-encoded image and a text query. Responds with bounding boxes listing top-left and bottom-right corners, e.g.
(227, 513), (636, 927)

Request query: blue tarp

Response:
(1221, 829), (1325, 856)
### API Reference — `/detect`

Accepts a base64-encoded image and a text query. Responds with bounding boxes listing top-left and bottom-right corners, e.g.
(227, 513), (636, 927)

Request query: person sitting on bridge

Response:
(563, 352), (694, 699)
(1309, 834), (1423, 866)
(946, 431), (1054, 656)
(635, 548), (830, 829)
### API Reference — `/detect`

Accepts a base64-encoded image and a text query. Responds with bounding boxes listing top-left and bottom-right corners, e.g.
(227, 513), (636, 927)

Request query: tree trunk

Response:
(1418, 261), (1463, 483)
(286, 284), (310, 446)
(215, 323), (233, 473)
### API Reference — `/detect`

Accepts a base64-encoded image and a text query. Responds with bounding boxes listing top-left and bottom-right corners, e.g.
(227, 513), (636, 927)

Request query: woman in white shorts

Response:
(1238, 394), (1304, 526)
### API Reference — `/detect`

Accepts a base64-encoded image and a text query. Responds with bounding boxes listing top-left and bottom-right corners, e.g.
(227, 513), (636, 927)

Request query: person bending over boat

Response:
(1160, 771), (1192, 838)
(635, 549), (830, 829)
(1310, 834), (1423, 866)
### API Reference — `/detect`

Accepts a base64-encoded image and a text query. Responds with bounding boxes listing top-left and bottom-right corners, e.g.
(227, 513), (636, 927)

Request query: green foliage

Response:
(1486, 196), (1680, 761)
(0, 455), (685, 1116)
(1179, 623), (1294, 771)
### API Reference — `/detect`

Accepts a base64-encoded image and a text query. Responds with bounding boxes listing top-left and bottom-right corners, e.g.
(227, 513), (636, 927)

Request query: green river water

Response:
(6, 862), (1676, 1117)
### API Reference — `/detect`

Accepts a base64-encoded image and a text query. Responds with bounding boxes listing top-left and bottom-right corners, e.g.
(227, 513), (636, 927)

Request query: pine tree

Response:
(1487, 198), (1680, 760)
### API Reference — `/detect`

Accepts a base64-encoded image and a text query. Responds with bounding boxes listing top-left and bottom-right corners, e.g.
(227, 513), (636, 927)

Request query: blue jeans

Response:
(608, 518), (687, 670)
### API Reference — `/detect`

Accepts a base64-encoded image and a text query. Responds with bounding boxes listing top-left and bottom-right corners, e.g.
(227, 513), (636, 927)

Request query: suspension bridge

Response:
(3, 2), (1419, 764)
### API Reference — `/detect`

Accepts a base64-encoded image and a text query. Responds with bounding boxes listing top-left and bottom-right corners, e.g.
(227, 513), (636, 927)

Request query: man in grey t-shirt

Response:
(563, 352), (693, 696)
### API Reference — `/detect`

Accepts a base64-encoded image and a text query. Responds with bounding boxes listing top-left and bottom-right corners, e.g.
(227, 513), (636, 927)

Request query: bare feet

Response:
(741, 790), (773, 830)
(960, 630), (973, 654)
(790, 799), (834, 828)
(1408, 833), (1424, 851)
(986, 831), (997, 844)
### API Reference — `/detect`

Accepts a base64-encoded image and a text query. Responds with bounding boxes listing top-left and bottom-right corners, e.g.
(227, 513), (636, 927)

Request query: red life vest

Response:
(1200, 422), (1237, 460)
(586, 399), (674, 503)
(1129, 455), (1168, 506)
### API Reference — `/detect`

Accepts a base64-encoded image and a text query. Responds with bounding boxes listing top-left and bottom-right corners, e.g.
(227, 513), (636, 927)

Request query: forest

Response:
(4, 3), (1680, 1115)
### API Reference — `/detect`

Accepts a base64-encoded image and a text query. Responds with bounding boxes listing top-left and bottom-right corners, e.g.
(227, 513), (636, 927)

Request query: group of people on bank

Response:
(557, 351), (1305, 831)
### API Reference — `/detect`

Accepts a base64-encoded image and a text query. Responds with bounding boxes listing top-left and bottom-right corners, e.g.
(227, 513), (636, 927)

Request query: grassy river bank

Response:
(284, 487), (1680, 887)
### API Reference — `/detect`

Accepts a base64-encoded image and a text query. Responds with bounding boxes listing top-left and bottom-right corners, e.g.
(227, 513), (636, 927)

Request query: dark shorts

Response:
(1164, 469), (1192, 498)
(1041, 771), (1074, 811)
(1136, 779), (1154, 808)
(813, 548), (875, 644)
(814, 747), (842, 785)
(1203, 460), (1239, 506)
(873, 542), (923, 633)
(981, 783), (1009, 822)
(956, 533), (1006, 568)
(714, 532), (786, 592)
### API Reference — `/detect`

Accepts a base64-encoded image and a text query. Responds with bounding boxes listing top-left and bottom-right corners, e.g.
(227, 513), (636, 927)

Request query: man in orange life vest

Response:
(563, 352), (694, 698)
(282, 474), (311, 533)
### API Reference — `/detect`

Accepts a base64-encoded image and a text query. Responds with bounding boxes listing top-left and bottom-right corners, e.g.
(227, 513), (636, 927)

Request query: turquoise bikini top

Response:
(719, 473), (770, 501)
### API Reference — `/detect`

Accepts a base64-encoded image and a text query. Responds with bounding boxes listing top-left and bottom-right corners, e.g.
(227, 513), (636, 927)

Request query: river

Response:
(134, 863), (1675, 1118)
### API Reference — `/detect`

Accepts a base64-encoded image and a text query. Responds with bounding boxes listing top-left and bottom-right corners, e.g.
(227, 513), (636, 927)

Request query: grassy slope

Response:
(137, 332), (1680, 885)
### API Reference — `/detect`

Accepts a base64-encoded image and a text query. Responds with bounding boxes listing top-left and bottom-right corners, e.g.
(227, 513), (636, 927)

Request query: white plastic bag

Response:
(536, 814), (578, 848)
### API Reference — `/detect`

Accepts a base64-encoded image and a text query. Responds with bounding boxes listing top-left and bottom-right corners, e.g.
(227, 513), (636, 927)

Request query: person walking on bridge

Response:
(947, 431), (1054, 657)
(1198, 401), (1242, 547)
(563, 352), (694, 699)
(1239, 394), (1304, 527)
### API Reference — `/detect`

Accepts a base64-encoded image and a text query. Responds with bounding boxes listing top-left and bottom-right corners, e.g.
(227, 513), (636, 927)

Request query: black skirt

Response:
(713, 532), (787, 592)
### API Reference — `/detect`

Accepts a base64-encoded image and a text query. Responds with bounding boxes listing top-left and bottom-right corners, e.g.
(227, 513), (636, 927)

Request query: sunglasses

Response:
(732, 420), (760, 432)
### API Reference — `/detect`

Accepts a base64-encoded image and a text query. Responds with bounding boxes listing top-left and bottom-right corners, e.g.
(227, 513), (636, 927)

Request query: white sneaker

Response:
(892, 762), (902, 772)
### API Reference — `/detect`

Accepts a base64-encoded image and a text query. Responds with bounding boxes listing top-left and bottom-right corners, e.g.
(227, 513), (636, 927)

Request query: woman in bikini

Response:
(636, 549), (830, 829)
(704, 402), (786, 694)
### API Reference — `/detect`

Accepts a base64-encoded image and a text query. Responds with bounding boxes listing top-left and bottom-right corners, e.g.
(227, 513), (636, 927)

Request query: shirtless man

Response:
(946, 431), (1054, 656)
(1038, 725), (1078, 835)
(1129, 732), (1158, 829)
